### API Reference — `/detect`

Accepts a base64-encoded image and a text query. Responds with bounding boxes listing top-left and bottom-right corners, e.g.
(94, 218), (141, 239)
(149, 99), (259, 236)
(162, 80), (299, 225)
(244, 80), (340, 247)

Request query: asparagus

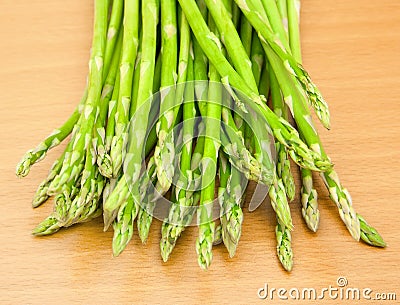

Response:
(136, 12), (185, 243)
(109, 0), (140, 178)
(269, 1), (296, 202)
(205, 0), (258, 93)
(218, 153), (244, 257)
(239, 17), (253, 60)
(275, 219), (293, 271)
(97, 32), (123, 177)
(102, 96), (160, 230)
(103, 0), (124, 76)
(218, 1), (246, 257)
(196, 10), (226, 269)
(102, 176), (119, 205)
(48, 0), (108, 193)
(267, 79), (295, 271)
(130, 33), (143, 114)
(160, 133), (204, 261)
(136, 159), (160, 243)
(270, 66), (295, 202)
(220, 108), (272, 185)
(159, 5), (209, 260)
(32, 150), (67, 208)
(112, 0), (159, 249)
(112, 194), (136, 256)
(32, 214), (61, 236)
(177, 0), (331, 173)
(100, 72), (120, 177)
(358, 214), (386, 248)
(276, 0), (289, 37)
(285, 0), (319, 231)
(129, 0), (160, 243)
(235, 0), (330, 129)
(53, 33), (121, 226)
(91, 30), (124, 176)
(19, 1), (122, 180)
(16, 95), (84, 178)
(112, 158), (156, 255)
(250, 34), (265, 88)
(154, 0), (179, 192)
(160, 47), (197, 261)
(19, 0), (386, 270)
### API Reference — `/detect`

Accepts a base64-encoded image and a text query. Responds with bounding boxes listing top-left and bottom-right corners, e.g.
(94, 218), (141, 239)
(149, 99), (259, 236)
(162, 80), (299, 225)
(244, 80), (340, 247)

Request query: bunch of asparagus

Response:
(17, 0), (385, 271)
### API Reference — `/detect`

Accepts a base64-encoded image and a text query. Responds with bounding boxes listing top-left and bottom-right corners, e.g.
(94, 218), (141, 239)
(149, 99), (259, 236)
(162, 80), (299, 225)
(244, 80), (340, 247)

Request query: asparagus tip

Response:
(16, 152), (33, 177)
(32, 215), (60, 236)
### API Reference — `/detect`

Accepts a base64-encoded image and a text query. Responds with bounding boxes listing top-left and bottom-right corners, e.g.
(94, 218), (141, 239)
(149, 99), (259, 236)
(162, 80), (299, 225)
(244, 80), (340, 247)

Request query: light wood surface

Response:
(1, 1), (399, 304)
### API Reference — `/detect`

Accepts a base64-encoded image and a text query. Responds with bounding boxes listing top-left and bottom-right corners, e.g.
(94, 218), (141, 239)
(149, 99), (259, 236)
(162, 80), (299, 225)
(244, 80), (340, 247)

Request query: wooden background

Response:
(1, 1), (399, 304)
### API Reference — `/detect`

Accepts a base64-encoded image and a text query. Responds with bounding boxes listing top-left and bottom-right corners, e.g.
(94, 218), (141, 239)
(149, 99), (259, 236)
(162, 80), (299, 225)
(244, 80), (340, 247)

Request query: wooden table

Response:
(1, 1), (399, 304)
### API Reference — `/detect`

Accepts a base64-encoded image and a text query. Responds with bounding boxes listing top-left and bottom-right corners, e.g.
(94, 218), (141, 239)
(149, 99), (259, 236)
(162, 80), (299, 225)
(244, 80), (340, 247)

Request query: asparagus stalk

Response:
(159, 22), (195, 260)
(63, 49), (120, 224)
(235, 0), (330, 129)
(220, 108), (272, 185)
(112, 157), (156, 256)
(270, 66), (295, 202)
(250, 34), (265, 88)
(48, 0), (108, 193)
(93, 30), (122, 171)
(102, 95), (160, 230)
(19, 1), (122, 180)
(101, 72), (120, 176)
(276, 0), (289, 38)
(153, 0), (179, 192)
(275, 219), (293, 271)
(195, 13), (221, 270)
(160, 131), (204, 261)
(103, 0), (123, 76)
(285, 0), (320, 231)
(32, 149), (67, 208)
(109, 0), (140, 177)
(159, 4), (209, 260)
(218, 153), (244, 257)
(268, 1), (296, 202)
(97, 32), (123, 177)
(16, 95), (85, 178)
(17, 0), (122, 179)
(112, 0), (159, 250)
(239, 17), (253, 58)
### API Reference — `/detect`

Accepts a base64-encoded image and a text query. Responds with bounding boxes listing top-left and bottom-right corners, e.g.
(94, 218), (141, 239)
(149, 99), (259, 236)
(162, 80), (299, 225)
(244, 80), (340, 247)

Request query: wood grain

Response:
(1, 1), (399, 304)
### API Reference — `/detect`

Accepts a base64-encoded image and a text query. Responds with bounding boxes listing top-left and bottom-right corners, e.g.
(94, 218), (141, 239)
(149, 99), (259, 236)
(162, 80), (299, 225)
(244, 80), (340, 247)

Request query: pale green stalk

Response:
(16, 95), (85, 178)
(160, 48), (196, 261)
(103, 0), (123, 75)
(32, 149), (66, 208)
(270, 66), (295, 202)
(113, 0), (159, 247)
(109, 0), (140, 177)
(112, 158), (156, 255)
(218, 153), (244, 258)
(285, 0), (319, 231)
(153, 0), (179, 192)
(195, 13), (222, 270)
(48, 0), (108, 192)
(97, 31), (123, 178)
